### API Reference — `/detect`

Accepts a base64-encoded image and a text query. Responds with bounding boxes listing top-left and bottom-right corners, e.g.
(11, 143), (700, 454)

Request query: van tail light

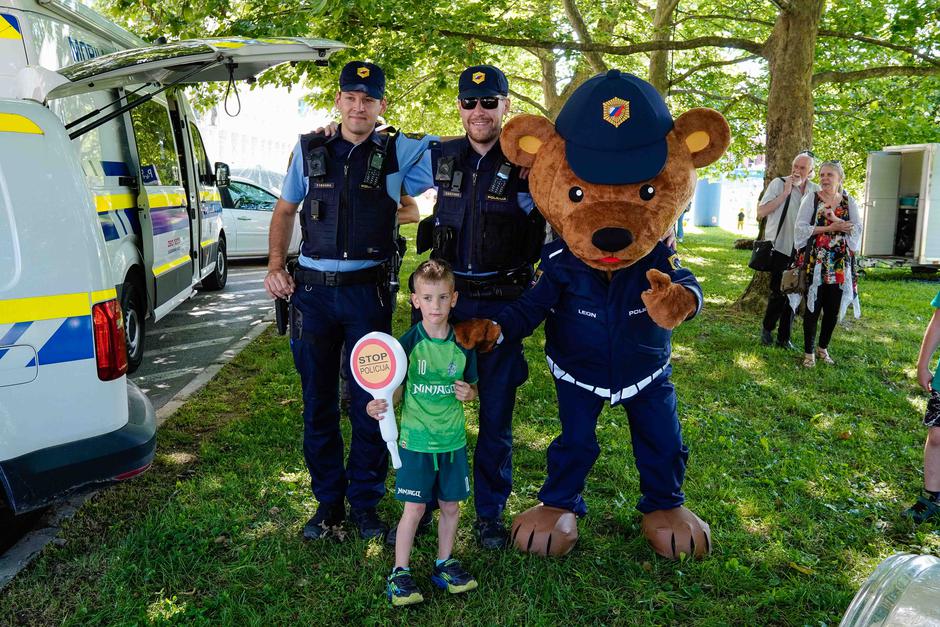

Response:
(92, 299), (128, 381)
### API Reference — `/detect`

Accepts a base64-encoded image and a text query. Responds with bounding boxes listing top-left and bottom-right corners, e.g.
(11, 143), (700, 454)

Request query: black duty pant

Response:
(803, 283), (842, 353)
(762, 265), (793, 343)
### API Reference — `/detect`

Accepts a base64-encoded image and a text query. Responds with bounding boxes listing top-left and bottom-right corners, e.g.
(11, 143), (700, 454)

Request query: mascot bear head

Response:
(501, 69), (731, 271)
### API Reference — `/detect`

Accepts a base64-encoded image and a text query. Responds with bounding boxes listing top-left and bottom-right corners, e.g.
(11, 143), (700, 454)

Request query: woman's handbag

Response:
(781, 251), (807, 295)
(748, 178), (792, 272)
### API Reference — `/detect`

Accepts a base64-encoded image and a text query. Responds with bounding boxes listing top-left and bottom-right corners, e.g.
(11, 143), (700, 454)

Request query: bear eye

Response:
(639, 185), (655, 201)
(568, 187), (584, 203)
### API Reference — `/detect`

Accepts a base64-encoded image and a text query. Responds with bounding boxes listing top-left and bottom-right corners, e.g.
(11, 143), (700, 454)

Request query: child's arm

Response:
(454, 380), (478, 402)
(918, 308), (940, 392)
(365, 386), (404, 420)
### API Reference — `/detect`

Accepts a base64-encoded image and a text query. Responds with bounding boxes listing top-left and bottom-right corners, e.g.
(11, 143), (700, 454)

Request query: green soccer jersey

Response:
(398, 323), (478, 453)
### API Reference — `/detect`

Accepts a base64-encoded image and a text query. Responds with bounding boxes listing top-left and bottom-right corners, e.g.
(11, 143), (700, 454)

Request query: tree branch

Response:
(669, 88), (767, 107)
(673, 13), (775, 28)
(669, 54), (761, 87)
(813, 64), (940, 86)
(816, 29), (939, 65)
(508, 74), (543, 88)
(437, 30), (767, 57)
(562, 0), (607, 73)
(509, 88), (549, 116)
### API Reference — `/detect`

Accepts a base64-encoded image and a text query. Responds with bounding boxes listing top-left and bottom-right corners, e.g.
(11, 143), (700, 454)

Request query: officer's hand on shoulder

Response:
(264, 268), (295, 300)
(311, 121), (339, 137)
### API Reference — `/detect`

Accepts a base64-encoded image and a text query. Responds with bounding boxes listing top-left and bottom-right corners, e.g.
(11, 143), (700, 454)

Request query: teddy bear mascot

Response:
(455, 69), (730, 559)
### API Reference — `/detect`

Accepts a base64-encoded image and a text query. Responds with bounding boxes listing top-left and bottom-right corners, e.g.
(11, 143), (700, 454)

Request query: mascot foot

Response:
(641, 506), (711, 559)
(510, 505), (579, 557)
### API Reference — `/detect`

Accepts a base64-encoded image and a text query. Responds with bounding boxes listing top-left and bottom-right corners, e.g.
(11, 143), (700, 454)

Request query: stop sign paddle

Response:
(349, 332), (406, 469)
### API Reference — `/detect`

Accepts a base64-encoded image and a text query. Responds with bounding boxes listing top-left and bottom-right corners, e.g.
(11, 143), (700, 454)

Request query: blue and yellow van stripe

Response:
(0, 290), (117, 367)
(0, 13), (22, 40)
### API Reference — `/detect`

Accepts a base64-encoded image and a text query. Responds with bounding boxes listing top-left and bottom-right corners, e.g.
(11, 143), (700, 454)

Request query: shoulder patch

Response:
(668, 254), (682, 270)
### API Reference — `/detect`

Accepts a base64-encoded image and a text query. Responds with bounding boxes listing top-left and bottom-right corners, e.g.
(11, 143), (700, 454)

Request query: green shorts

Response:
(394, 446), (470, 503)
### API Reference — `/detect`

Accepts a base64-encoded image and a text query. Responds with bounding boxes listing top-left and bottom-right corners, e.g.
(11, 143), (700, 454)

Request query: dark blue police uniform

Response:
(282, 62), (432, 526)
(494, 69), (703, 517)
(496, 239), (702, 515)
(417, 65), (546, 522)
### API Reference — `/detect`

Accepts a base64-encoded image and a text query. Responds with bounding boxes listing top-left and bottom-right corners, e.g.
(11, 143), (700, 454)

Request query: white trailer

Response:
(862, 143), (940, 271)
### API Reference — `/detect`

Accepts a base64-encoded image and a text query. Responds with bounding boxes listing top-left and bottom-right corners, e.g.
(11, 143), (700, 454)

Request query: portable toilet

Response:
(692, 178), (721, 227)
(862, 143), (940, 269)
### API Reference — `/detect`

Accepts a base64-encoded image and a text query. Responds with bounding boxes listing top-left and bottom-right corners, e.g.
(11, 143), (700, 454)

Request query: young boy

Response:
(366, 259), (479, 606)
(903, 288), (940, 523)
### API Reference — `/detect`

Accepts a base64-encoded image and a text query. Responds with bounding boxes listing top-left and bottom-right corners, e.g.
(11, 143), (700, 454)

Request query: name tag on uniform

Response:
(486, 195), (508, 202)
(442, 190), (462, 198)
(314, 182), (334, 189)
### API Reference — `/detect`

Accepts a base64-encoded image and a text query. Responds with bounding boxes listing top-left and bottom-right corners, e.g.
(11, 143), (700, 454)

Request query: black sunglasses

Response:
(459, 96), (504, 110)
(799, 150), (815, 158)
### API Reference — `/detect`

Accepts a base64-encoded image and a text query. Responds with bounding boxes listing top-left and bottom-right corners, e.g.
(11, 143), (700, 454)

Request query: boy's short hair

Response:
(411, 259), (455, 291)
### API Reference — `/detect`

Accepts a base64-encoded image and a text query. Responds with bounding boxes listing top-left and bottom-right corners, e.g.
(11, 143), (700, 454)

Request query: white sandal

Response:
(816, 348), (834, 365)
(802, 353), (816, 368)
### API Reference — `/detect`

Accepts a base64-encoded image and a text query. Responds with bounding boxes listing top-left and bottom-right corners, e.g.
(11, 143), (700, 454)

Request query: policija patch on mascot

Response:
(668, 254), (682, 270)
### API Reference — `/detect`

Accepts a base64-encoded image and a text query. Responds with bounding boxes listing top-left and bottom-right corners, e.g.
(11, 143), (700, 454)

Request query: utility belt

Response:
(293, 262), (389, 287)
(454, 267), (532, 300)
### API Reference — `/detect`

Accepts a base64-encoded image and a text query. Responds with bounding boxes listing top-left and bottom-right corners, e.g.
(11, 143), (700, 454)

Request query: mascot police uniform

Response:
(456, 70), (730, 559)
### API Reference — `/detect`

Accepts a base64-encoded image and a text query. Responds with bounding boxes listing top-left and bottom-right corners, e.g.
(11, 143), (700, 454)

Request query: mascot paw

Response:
(641, 506), (711, 559)
(641, 269), (696, 330)
(511, 505), (579, 557)
(454, 319), (501, 352)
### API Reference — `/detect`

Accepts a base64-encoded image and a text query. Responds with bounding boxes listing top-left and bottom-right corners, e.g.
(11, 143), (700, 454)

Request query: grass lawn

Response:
(3, 226), (939, 625)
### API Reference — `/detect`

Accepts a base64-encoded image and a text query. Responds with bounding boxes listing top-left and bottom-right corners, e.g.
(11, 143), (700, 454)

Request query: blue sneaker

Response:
(431, 558), (478, 594)
(386, 568), (423, 607)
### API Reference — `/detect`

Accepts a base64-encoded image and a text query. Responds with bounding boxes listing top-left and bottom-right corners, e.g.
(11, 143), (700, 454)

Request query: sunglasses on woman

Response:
(459, 96), (504, 110)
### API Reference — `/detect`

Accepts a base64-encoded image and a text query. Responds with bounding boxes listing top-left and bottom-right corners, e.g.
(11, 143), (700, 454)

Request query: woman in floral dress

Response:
(789, 161), (863, 367)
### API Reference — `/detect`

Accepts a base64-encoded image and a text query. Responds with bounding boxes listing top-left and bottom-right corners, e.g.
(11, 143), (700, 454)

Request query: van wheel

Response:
(121, 280), (146, 374)
(203, 237), (228, 290)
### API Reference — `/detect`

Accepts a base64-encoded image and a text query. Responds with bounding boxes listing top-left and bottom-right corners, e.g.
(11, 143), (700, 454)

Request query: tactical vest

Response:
(424, 137), (545, 273)
(298, 130), (399, 261)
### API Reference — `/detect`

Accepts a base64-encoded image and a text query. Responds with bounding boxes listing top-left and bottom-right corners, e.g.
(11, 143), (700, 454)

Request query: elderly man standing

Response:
(264, 61), (433, 541)
(757, 151), (819, 349)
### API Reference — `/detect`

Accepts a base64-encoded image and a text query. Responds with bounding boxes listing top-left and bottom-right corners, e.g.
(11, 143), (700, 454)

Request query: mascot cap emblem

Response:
(555, 69), (674, 185)
(602, 97), (630, 128)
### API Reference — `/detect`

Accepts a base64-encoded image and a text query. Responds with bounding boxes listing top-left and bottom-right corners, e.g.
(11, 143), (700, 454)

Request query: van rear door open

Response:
(35, 36), (346, 318)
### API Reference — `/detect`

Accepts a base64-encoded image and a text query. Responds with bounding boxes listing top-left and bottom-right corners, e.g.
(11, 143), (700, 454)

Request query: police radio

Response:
(488, 162), (512, 197)
(363, 149), (385, 188)
(450, 170), (464, 193)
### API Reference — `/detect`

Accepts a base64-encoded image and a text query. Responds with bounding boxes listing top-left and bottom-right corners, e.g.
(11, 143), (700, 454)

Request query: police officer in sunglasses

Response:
(407, 65), (546, 549)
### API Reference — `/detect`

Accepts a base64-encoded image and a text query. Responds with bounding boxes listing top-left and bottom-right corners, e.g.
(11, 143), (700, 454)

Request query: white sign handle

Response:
(349, 332), (408, 469)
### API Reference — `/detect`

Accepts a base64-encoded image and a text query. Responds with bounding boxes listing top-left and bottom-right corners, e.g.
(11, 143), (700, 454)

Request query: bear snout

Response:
(591, 227), (634, 253)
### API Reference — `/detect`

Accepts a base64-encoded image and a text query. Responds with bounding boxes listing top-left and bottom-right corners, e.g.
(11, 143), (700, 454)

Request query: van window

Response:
(131, 100), (181, 187)
(189, 122), (211, 181)
(48, 90), (133, 182)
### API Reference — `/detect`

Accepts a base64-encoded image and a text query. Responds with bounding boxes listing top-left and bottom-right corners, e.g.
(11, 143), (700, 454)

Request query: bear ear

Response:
(500, 114), (558, 168)
(673, 108), (731, 168)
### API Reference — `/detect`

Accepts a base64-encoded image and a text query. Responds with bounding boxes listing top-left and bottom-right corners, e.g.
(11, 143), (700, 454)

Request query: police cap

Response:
(555, 69), (674, 185)
(458, 65), (509, 98)
(339, 61), (385, 99)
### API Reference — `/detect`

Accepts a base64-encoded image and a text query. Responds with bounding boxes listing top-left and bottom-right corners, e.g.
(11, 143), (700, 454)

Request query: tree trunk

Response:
(648, 0), (679, 95)
(734, 0), (824, 312)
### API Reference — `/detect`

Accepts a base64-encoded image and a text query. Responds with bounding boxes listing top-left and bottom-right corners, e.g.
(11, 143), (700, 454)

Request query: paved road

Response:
(132, 260), (272, 408)
(1, 260), (273, 587)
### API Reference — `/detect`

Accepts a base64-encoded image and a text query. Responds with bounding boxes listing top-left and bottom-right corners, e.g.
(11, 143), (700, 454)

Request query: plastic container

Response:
(899, 195), (919, 208)
(840, 553), (940, 626)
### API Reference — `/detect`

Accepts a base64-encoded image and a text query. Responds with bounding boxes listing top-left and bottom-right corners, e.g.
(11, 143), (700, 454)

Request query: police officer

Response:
(409, 65), (546, 549)
(264, 61), (433, 540)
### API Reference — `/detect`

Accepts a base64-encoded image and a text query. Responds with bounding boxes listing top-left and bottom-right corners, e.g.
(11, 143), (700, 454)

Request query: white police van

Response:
(1, 0), (344, 372)
(0, 0), (344, 514)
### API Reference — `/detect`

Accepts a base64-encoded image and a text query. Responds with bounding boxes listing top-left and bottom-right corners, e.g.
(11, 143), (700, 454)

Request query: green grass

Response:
(3, 226), (939, 625)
